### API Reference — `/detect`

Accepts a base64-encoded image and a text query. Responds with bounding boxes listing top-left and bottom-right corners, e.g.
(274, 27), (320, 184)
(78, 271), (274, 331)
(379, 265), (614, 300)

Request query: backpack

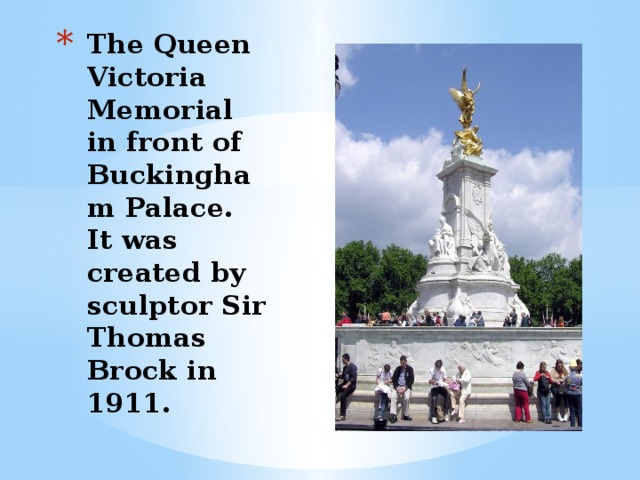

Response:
(538, 374), (550, 394)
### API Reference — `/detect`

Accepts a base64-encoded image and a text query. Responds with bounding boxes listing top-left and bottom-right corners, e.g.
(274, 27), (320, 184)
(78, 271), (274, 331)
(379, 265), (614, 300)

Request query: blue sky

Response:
(335, 44), (582, 260)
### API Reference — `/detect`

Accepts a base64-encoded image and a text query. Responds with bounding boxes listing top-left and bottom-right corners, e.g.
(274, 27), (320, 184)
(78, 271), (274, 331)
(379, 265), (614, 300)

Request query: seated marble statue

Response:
(485, 223), (511, 277)
(469, 225), (512, 278)
(484, 225), (501, 272)
(429, 216), (458, 261)
(468, 234), (490, 272)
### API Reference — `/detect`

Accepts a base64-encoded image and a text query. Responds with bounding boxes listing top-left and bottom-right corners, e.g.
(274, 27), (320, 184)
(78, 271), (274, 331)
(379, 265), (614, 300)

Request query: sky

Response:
(335, 44), (582, 260)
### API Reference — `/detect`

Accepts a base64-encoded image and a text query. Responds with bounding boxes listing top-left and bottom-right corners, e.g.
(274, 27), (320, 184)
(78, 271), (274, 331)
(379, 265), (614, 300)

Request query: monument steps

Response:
(341, 378), (549, 420)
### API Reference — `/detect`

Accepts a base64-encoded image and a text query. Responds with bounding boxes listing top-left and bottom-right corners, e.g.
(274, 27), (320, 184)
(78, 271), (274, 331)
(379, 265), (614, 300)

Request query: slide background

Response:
(1, 0), (635, 477)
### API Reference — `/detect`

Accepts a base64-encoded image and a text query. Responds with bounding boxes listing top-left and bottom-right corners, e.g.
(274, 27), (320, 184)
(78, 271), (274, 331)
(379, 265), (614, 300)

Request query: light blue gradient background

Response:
(0, 0), (634, 478)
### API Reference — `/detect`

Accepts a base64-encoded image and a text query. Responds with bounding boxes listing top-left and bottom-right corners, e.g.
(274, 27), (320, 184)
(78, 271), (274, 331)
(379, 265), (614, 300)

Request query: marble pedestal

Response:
(336, 326), (581, 378)
(336, 326), (582, 420)
(416, 149), (526, 325)
(416, 268), (520, 327)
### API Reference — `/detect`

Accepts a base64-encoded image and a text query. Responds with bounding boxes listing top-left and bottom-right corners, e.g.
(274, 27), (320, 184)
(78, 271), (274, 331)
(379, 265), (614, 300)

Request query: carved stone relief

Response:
(471, 182), (483, 205)
(527, 340), (579, 366)
(446, 341), (511, 372)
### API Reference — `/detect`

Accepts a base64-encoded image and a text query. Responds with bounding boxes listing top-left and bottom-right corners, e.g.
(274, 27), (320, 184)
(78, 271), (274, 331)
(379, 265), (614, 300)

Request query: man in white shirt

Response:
(374, 364), (392, 417)
(428, 359), (451, 424)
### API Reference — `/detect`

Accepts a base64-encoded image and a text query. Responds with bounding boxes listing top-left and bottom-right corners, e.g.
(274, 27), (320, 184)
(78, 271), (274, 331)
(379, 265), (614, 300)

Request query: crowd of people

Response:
(337, 309), (486, 327)
(337, 308), (572, 328)
(512, 358), (582, 427)
(335, 355), (582, 427)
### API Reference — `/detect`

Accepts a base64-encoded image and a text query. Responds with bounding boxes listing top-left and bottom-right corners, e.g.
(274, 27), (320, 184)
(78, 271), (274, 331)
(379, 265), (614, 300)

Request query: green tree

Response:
(335, 241), (380, 321)
(371, 244), (427, 315)
(336, 243), (581, 327)
(512, 253), (582, 326)
(535, 253), (575, 324)
(564, 255), (582, 325)
(510, 255), (543, 325)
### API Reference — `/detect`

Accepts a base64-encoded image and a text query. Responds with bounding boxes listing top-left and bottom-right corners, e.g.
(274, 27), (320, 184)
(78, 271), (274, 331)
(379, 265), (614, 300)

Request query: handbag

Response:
(527, 384), (534, 396)
(447, 378), (460, 391)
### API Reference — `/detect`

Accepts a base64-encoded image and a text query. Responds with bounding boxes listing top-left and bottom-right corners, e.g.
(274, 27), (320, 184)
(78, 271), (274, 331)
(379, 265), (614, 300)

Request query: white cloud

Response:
(336, 121), (582, 260)
(335, 45), (361, 89)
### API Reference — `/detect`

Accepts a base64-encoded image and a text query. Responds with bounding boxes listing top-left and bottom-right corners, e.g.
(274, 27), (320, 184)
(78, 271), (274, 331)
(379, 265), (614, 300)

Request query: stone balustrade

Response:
(336, 326), (581, 421)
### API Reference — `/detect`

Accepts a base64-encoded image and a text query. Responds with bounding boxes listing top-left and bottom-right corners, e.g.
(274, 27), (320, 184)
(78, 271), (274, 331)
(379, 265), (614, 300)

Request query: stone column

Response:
(437, 156), (497, 263)
(415, 148), (525, 326)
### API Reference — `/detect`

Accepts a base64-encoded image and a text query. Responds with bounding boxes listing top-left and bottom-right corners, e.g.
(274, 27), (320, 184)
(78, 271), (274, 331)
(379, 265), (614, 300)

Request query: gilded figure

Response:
(450, 68), (483, 157)
(454, 125), (483, 156)
(449, 67), (480, 129)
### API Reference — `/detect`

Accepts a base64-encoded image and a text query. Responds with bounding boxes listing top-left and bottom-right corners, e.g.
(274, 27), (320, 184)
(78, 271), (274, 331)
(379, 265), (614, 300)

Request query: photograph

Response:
(335, 44), (582, 431)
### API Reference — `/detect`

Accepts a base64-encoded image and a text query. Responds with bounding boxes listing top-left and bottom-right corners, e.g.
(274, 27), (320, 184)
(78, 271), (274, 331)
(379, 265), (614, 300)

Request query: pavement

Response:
(335, 411), (582, 431)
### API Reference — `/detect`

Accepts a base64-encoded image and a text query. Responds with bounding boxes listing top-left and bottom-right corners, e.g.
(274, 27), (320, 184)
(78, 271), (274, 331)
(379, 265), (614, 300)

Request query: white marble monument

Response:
(411, 68), (527, 326)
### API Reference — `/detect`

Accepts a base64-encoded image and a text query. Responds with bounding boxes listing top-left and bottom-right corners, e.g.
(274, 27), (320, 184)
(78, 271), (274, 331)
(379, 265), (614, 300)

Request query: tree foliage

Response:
(335, 241), (427, 321)
(510, 254), (582, 326)
(336, 243), (582, 326)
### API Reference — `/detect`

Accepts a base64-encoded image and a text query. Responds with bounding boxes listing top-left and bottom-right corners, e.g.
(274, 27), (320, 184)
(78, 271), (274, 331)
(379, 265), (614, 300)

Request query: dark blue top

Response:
(342, 362), (358, 388)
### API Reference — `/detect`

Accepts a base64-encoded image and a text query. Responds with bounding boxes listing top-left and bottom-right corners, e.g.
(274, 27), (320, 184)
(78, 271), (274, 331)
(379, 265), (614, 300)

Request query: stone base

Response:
(415, 272), (521, 326)
(336, 327), (581, 422)
(336, 326), (581, 378)
(424, 256), (457, 275)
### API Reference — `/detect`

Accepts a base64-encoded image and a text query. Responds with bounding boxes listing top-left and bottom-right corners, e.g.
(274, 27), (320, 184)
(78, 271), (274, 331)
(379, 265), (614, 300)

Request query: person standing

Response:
(453, 315), (467, 327)
(512, 361), (532, 423)
(509, 308), (518, 327)
(425, 311), (435, 327)
(450, 363), (472, 424)
(337, 312), (352, 326)
(533, 361), (553, 424)
(335, 353), (357, 421)
(390, 355), (414, 423)
(520, 312), (532, 327)
(565, 360), (582, 427)
(549, 359), (569, 421)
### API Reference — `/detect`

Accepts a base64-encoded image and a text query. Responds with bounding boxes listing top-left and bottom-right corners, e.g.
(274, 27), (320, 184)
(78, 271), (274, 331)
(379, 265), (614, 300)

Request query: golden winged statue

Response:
(449, 67), (483, 156)
(449, 67), (480, 129)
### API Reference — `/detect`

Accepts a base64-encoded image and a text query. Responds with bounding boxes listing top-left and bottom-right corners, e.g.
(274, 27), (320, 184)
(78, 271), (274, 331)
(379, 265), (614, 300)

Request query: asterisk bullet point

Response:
(57, 29), (73, 46)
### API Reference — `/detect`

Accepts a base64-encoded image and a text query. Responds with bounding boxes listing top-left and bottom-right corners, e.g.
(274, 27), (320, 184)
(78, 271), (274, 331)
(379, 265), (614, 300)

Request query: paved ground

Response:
(335, 411), (582, 431)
